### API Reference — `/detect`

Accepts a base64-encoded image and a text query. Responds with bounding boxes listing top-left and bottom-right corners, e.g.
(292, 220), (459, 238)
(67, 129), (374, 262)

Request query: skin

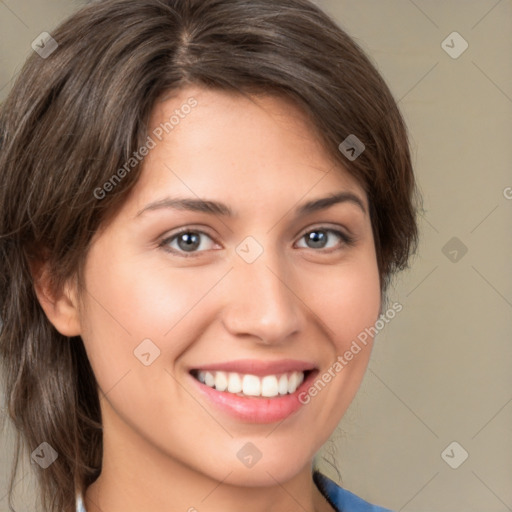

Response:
(35, 86), (381, 512)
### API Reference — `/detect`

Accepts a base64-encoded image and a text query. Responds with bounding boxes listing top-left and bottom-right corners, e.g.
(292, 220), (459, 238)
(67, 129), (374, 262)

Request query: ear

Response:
(29, 256), (82, 337)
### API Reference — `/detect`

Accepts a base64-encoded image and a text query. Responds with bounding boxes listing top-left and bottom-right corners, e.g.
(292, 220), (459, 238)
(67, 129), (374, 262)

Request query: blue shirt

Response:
(313, 470), (394, 512)
(76, 471), (394, 512)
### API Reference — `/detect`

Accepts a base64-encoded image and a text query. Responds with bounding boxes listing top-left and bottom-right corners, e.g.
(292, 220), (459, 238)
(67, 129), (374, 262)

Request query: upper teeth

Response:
(196, 370), (305, 397)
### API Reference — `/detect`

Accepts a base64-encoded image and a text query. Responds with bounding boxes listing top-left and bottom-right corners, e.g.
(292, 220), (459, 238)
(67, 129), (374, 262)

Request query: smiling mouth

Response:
(189, 369), (314, 398)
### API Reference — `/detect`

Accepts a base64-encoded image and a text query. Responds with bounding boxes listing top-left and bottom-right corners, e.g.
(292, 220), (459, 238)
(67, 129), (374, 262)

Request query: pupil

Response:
(308, 231), (326, 248)
(179, 232), (200, 251)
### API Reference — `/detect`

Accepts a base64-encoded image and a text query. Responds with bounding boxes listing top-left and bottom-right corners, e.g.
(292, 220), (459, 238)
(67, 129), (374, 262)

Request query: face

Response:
(72, 86), (381, 486)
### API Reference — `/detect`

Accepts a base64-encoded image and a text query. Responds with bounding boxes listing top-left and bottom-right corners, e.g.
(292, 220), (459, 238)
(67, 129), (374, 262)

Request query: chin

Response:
(202, 447), (312, 488)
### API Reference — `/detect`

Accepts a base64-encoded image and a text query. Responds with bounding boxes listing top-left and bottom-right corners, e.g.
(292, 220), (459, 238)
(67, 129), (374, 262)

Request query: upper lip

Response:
(190, 359), (317, 376)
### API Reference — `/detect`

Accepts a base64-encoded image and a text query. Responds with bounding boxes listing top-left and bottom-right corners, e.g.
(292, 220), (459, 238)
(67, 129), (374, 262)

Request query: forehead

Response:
(126, 86), (367, 216)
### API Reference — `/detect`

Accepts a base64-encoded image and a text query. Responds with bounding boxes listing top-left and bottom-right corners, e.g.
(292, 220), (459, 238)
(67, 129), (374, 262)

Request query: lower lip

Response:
(189, 370), (319, 424)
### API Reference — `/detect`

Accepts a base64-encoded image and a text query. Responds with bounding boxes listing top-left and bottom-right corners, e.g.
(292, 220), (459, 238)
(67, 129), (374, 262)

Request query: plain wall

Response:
(1, 1), (511, 511)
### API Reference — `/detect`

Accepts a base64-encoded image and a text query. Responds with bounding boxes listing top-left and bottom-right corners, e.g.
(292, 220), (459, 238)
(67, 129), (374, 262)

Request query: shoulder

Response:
(313, 470), (395, 512)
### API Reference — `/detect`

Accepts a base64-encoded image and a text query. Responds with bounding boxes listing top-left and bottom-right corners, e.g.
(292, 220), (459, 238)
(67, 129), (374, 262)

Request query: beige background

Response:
(1, 1), (511, 511)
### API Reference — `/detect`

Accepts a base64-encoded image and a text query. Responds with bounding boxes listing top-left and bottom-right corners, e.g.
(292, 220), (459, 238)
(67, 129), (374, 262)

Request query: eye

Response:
(159, 228), (218, 257)
(159, 225), (355, 258)
(295, 227), (355, 252)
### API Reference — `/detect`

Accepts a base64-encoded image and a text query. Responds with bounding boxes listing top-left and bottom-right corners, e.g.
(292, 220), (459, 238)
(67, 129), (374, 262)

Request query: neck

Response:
(85, 461), (335, 512)
(83, 401), (336, 512)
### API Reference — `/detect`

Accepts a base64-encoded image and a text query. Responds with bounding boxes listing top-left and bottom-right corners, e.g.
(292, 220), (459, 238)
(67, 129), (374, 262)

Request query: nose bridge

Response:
(221, 241), (302, 343)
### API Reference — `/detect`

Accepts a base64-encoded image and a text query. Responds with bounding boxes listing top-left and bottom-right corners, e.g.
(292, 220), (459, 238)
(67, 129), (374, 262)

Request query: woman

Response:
(0, 1), (419, 511)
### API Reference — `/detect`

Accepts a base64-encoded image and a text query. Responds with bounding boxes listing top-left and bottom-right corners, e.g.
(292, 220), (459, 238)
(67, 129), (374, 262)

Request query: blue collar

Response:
(313, 470), (395, 512)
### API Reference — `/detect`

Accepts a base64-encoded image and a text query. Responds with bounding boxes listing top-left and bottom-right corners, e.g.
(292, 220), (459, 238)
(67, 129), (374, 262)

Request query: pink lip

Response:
(189, 358), (316, 376)
(188, 368), (319, 424)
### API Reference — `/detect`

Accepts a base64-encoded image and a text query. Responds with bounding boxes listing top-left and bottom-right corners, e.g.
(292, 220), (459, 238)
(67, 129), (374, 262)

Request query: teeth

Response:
(278, 374), (289, 395)
(243, 374), (261, 396)
(261, 375), (279, 397)
(204, 371), (215, 387)
(195, 370), (306, 397)
(214, 371), (228, 392)
(227, 372), (242, 393)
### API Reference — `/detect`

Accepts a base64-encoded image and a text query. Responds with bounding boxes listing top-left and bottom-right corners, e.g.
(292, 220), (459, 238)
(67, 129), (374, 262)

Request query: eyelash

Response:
(158, 226), (356, 258)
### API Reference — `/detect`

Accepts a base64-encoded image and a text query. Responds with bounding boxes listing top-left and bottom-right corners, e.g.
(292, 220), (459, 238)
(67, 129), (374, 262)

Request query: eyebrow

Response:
(135, 191), (367, 219)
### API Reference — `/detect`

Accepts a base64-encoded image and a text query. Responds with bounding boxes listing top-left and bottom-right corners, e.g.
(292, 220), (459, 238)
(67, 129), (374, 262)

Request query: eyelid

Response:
(158, 226), (219, 256)
(296, 222), (353, 241)
(295, 225), (356, 251)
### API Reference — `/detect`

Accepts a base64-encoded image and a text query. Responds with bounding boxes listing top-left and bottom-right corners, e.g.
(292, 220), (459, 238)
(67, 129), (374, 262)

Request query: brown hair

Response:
(0, 0), (419, 510)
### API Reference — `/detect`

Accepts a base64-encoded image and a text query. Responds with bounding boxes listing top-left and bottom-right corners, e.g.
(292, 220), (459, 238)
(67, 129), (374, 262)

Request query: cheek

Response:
(301, 250), (381, 417)
(78, 249), (211, 381)
(311, 250), (381, 351)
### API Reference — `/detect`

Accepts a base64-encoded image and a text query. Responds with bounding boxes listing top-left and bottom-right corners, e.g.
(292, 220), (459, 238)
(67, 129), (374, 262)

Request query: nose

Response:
(220, 250), (303, 346)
